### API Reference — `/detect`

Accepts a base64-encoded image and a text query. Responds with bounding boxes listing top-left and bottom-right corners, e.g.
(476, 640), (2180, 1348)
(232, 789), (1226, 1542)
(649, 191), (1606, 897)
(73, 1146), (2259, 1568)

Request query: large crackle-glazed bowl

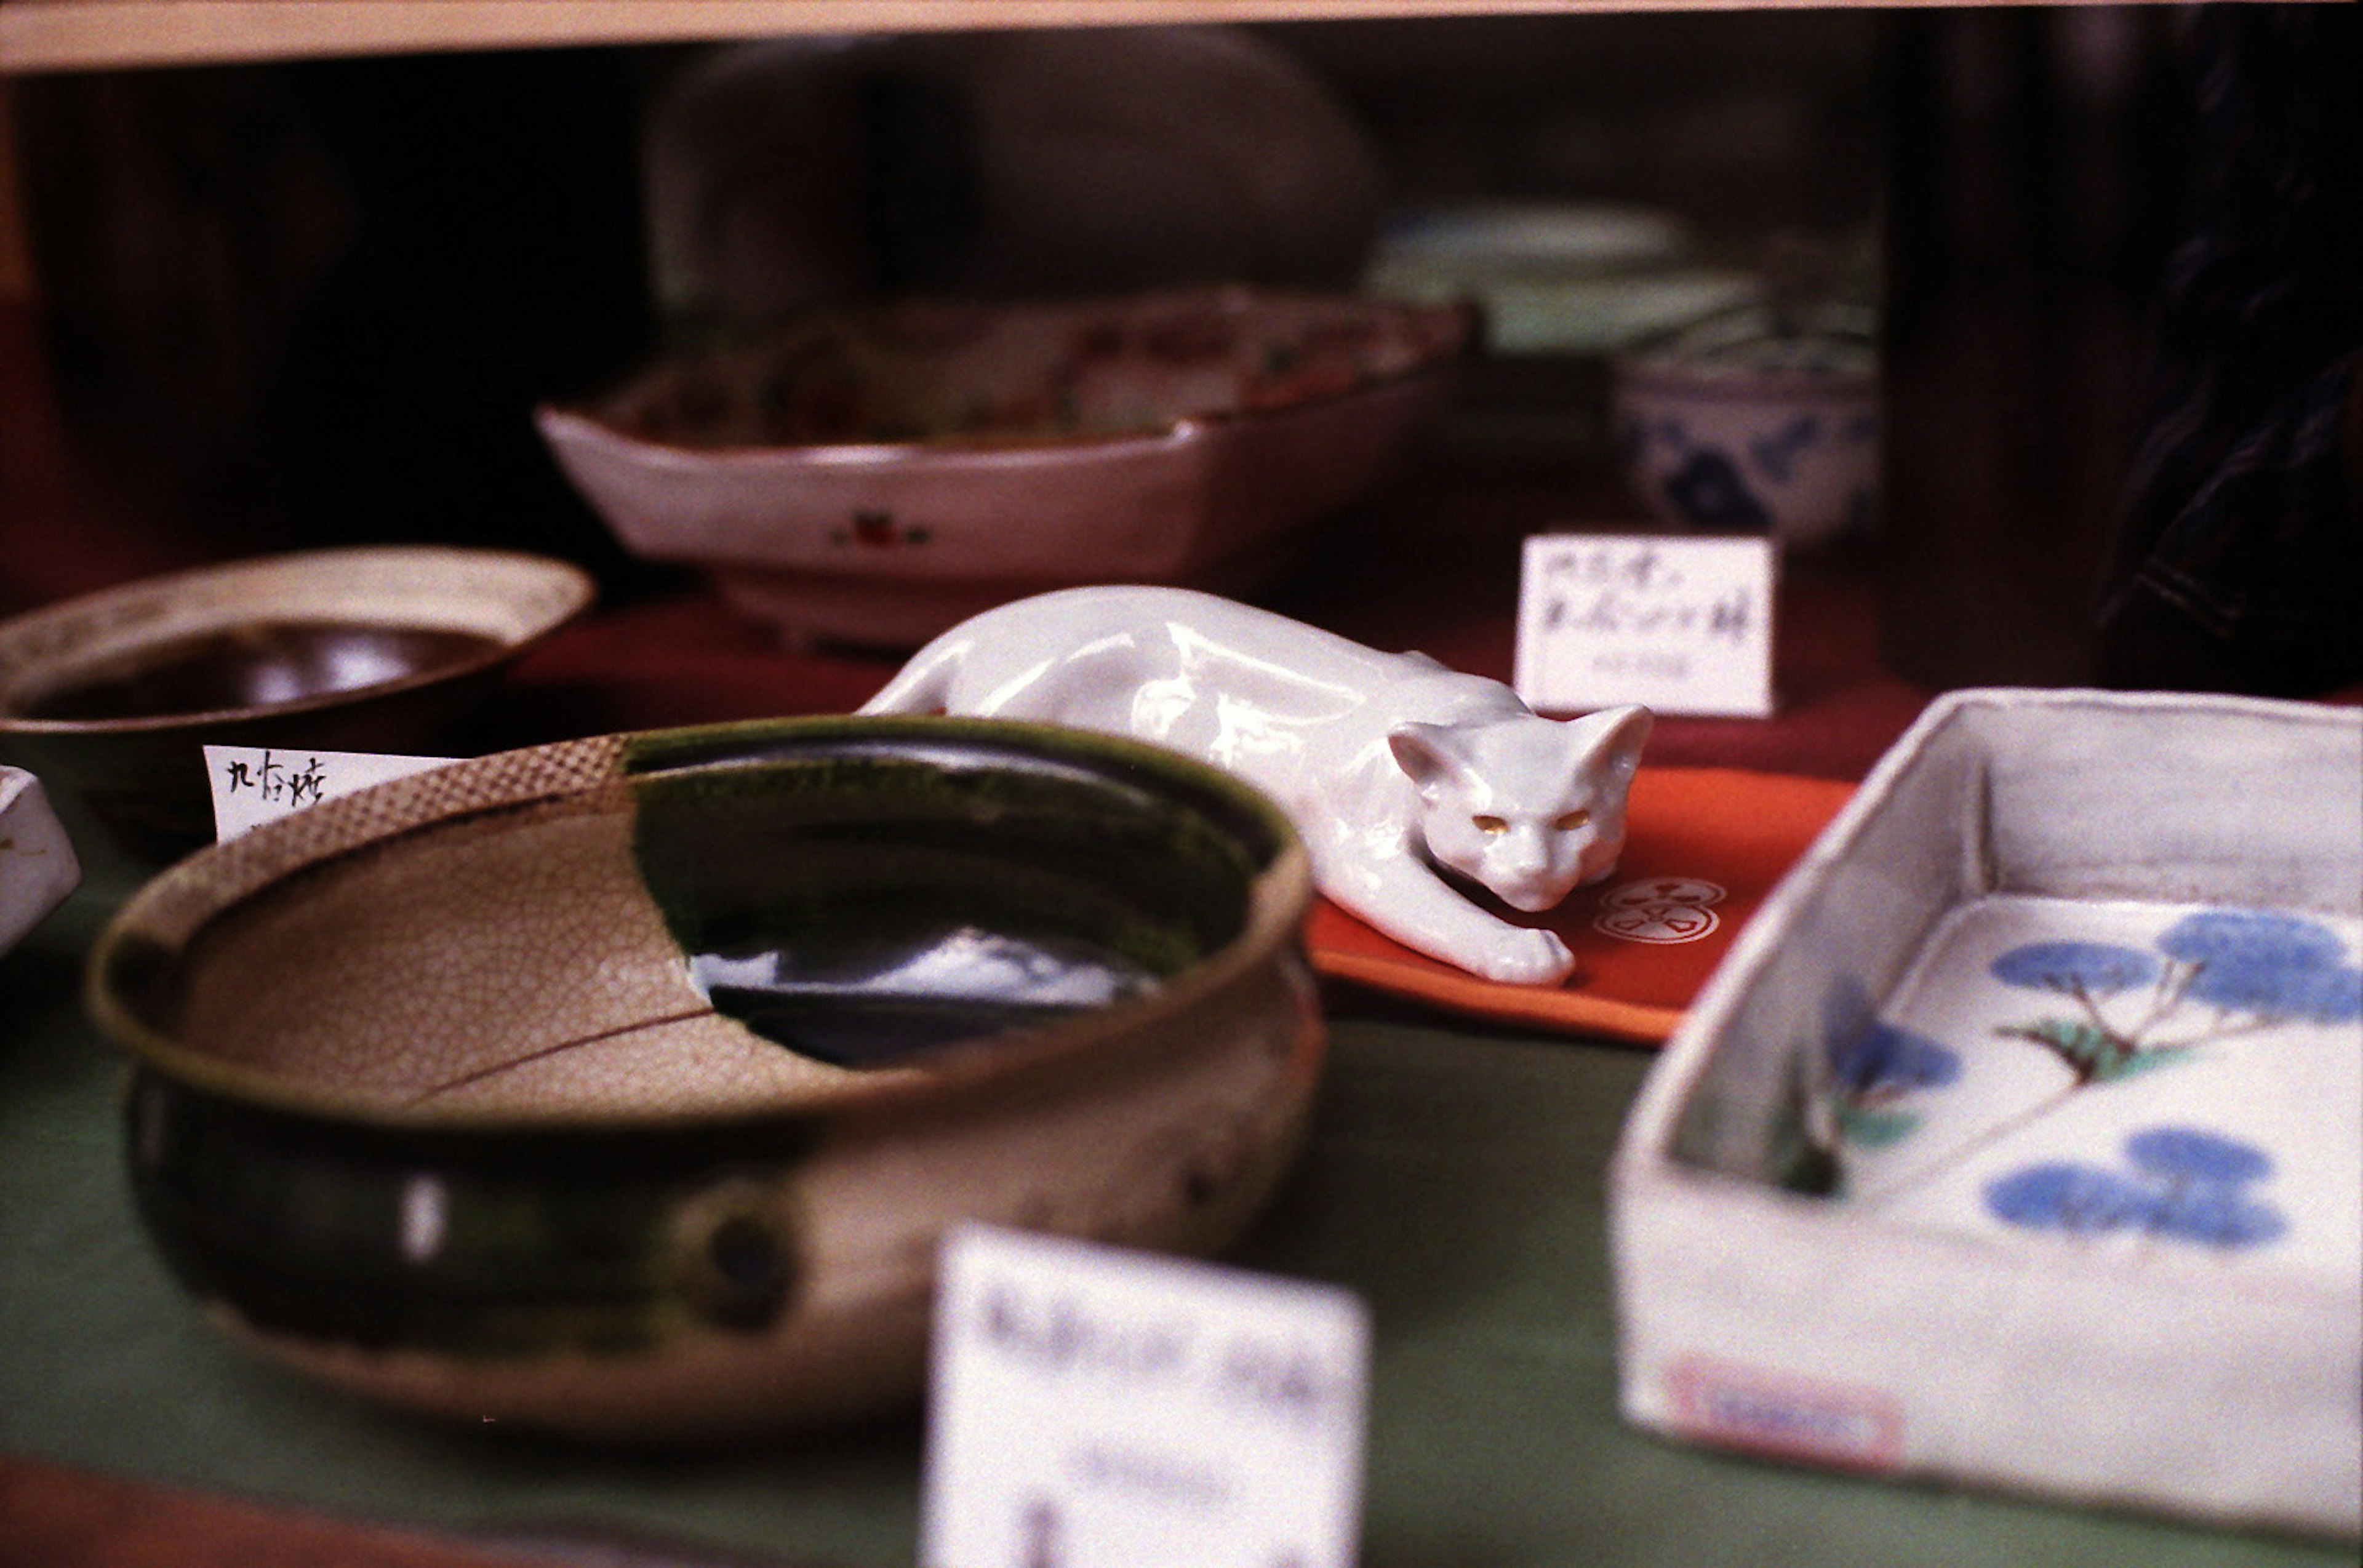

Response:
(535, 286), (1471, 649)
(87, 716), (1321, 1441)
(0, 546), (593, 862)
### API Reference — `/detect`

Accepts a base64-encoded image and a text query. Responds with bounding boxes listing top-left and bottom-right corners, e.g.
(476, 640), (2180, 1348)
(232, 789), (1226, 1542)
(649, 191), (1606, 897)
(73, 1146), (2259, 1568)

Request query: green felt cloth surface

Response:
(0, 870), (2346, 1568)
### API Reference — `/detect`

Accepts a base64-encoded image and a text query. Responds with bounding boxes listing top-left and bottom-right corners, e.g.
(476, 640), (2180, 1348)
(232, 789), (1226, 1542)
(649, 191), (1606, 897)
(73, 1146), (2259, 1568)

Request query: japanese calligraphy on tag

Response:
(205, 746), (458, 842)
(922, 1224), (1369, 1568)
(1513, 532), (1777, 718)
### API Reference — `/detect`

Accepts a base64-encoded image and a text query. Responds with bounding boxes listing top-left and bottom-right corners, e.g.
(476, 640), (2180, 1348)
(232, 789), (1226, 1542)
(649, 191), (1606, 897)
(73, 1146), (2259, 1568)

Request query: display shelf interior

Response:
(0, 0), (2113, 76)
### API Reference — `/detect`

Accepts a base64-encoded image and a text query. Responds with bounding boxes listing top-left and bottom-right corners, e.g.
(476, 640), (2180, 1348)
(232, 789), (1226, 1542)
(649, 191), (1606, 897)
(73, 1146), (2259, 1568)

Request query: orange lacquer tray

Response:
(1305, 767), (1854, 1044)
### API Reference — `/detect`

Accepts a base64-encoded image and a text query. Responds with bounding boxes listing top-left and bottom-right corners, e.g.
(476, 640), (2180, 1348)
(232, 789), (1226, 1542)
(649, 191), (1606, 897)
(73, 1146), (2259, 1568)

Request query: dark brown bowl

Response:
(0, 546), (593, 862)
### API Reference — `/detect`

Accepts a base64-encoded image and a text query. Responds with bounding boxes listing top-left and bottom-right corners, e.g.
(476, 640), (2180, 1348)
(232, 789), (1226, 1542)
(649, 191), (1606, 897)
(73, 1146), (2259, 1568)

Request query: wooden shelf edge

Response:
(0, 0), (2108, 76)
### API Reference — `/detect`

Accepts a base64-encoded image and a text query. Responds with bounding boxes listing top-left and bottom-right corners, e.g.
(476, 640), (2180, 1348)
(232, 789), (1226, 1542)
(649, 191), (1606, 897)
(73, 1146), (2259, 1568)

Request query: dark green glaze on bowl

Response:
(127, 1074), (820, 1357)
(624, 722), (1281, 1068)
(89, 716), (1321, 1439)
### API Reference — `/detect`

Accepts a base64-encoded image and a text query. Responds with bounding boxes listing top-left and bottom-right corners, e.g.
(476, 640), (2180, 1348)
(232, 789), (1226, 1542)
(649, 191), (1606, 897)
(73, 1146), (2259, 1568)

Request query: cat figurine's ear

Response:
(1386, 721), (1477, 797)
(1388, 706), (1653, 797)
(1569, 705), (1653, 791)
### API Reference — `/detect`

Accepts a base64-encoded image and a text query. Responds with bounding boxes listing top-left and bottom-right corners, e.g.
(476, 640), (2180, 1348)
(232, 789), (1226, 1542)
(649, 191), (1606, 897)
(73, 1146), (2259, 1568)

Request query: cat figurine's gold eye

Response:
(863, 586), (1651, 985)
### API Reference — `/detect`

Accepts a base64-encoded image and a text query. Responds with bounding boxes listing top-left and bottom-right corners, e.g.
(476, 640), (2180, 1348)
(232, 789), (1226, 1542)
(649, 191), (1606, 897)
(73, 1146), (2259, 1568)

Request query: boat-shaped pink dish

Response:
(537, 286), (1471, 649)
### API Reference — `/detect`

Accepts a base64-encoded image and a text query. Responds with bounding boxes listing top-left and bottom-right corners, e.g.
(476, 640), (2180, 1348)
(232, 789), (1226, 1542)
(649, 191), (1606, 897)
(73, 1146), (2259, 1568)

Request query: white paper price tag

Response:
(205, 745), (459, 842)
(1513, 532), (1777, 718)
(922, 1225), (1369, 1568)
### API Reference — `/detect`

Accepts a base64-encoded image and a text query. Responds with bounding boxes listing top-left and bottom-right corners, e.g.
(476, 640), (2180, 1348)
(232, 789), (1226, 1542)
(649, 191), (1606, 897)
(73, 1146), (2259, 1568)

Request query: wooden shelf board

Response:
(0, 0), (2086, 74)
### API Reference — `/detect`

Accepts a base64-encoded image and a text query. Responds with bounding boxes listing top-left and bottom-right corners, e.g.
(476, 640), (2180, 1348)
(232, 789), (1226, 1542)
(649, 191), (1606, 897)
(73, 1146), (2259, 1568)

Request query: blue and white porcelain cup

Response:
(1611, 304), (1879, 551)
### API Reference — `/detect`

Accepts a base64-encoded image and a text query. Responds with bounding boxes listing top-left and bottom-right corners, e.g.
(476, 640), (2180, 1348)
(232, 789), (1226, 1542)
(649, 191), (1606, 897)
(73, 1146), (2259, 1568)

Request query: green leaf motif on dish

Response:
(1996, 1017), (2190, 1084)
(1834, 1103), (1921, 1148)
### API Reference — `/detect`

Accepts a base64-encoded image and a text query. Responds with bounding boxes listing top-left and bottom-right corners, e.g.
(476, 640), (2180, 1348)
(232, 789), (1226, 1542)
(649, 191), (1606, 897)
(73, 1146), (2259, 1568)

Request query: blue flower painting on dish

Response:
(1826, 1019), (1961, 1148)
(1984, 1126), (2287, 1250)
(2156, 909), (2363, 1021)
(1988, 910), (2361, 1084)
(1660, 450), (1772, 531)
(1746, 414), (1820, 484)
(1815, 907), (2357, 1175)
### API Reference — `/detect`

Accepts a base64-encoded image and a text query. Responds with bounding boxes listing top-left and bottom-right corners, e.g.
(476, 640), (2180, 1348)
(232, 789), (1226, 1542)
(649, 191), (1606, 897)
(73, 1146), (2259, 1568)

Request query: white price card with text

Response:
(1513, 532), (1777, 718)
(921, 1224), (1370, 1568)
(205, 745), (459, 842)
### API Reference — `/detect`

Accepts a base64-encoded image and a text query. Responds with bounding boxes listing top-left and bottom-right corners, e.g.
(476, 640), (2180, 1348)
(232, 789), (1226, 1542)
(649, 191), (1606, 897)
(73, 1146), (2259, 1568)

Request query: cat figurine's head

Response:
(1387, 705), (1652, 913)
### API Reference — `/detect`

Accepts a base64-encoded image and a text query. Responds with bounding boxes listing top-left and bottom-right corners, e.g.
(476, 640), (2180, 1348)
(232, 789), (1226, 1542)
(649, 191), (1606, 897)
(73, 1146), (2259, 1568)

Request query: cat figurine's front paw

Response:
(1472, 926), (1576, 986)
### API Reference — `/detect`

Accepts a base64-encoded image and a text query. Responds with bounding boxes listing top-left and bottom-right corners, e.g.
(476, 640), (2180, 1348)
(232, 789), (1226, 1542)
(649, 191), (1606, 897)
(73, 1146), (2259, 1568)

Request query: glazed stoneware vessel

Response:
(87, 716), (1321, 1441)
(0, 546), (593, 862)
(535, 286), (1470, 649)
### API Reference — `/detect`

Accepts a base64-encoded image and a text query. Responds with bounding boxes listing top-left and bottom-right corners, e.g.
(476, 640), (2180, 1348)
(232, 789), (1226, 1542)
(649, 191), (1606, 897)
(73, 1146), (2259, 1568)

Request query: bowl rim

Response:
(535, 294), (1476, 466)
(1609, 300), (1879, 400)
(85, 713), (1315, 1134)
(0, 545), (595, 737)
(1610, 351), (1879, 398)
(533, 355), (1464, 479)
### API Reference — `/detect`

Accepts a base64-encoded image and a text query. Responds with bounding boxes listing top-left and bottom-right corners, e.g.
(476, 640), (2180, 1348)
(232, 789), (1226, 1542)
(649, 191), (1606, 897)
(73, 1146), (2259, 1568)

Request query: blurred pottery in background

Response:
(0, 766), (79, 956)
(87, 715), (1320, 1440)
(538, 287), (1471, 649)
(0, 547), (593, 862)
(1373, 202), (1691, 277)
(1612, 303), (1879, 551)
(642, 28), (1386, 329)
(1363, 201), (1759, 358)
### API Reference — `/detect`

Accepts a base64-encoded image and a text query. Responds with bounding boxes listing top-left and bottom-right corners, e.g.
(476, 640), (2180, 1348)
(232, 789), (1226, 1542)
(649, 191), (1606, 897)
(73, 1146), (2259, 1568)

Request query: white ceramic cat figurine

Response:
(859, 586), (1651, 984)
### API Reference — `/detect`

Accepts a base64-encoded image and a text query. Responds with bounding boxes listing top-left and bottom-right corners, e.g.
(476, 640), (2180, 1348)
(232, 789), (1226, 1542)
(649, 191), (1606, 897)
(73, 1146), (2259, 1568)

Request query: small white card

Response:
(1513, 532), (1777, 718)
(204, 745), (458, 842)
(922, 1225), (1370, 1568)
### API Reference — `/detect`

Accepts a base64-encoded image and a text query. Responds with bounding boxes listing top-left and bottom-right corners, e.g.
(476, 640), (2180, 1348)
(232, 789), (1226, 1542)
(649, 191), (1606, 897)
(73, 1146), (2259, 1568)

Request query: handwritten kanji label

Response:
(1514, 532), (1776, 718)
(922, 1225), (1369, 1568)
(205, 746), (458, 842)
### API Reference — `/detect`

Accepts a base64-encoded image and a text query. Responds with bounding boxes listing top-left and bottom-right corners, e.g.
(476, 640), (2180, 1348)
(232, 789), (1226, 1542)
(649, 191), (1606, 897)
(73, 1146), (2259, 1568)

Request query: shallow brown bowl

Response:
(86, 715), (1321, 1441)
(0, 546), (594, 862)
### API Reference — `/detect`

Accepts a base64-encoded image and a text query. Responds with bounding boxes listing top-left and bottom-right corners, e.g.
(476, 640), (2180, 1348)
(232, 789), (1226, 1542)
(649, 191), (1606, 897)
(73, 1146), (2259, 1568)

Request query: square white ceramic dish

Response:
(0, 764), (79, 956)
(1610, 687), (2362, 1538)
